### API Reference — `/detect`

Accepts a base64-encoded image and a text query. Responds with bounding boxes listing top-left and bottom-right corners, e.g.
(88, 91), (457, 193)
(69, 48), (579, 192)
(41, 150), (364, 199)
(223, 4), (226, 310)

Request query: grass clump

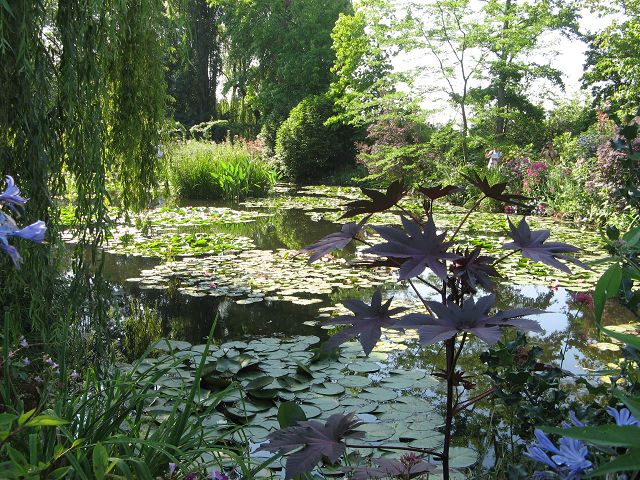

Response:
(168, 140), (278, 200)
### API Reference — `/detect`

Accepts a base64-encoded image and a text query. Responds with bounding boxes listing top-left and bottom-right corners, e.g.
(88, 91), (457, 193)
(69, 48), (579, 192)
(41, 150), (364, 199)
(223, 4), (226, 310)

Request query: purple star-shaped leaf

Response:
(0, 176), (28, 214)
(341, 180), (407, 219)
(503, 218), (587, 274)
(365, 215), (459, 280)
(451, 246), (500, 291)
(258, 413), (363, 480)
(418, 184), (463, 201)
(393, 294), (543, 346)
(302, 218), (366, 263)
(462, 171), (530, 207)
(323, 289), (408, 355)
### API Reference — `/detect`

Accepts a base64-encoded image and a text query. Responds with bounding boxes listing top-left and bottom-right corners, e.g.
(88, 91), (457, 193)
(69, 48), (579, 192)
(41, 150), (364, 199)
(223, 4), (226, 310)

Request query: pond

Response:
(70, 185), (632, 478)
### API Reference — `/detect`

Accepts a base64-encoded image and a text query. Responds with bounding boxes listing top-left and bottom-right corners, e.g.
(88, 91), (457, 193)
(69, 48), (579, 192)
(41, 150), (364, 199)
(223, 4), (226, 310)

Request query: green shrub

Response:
(188, 120), (235, 142)
(168, 141), (278, 200)
(275, 94), (356, 181)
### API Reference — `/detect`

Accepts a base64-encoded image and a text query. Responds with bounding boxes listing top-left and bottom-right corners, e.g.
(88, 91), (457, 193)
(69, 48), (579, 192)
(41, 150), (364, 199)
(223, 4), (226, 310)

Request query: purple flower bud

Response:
(19, 337), (28, 348)
(23, 357), (31, 366)
(0, 176), (28, 212)
(208, 471), (229, 480)
(70, 370), (81, 381)
(607, 407), (640, 426)
(168, 463), (177, 475)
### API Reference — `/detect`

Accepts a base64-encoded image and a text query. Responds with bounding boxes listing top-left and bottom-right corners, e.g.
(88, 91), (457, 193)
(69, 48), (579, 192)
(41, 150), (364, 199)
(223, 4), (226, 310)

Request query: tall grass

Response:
(168, 141), (278, 201)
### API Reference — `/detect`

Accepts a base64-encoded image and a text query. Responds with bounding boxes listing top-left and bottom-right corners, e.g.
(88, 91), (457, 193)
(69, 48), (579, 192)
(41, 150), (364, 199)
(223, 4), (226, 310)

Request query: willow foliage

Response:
(0, 0), (168, 345)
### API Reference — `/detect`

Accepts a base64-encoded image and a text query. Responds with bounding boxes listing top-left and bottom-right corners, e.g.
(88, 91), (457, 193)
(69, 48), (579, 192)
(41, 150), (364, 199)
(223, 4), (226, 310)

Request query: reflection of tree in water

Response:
(494, 283), (556, 311)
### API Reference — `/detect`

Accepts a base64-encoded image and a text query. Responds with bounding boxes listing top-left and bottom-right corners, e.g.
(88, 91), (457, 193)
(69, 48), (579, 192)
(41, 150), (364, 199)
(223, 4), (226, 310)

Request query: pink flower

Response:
(571, 292), (593, 309)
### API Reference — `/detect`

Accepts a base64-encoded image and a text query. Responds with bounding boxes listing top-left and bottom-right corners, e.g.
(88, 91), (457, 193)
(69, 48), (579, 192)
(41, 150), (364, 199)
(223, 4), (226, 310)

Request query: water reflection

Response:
(93, 200), (624, 380)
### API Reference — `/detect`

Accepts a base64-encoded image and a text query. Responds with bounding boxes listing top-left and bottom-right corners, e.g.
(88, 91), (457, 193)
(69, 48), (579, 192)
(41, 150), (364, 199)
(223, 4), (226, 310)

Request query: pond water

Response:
(75, 185), (633, 477)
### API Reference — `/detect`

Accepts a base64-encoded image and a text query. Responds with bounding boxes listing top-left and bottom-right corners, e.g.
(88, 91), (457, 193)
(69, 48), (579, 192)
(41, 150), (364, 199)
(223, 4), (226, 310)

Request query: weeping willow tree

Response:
(0, 0), (168, 356)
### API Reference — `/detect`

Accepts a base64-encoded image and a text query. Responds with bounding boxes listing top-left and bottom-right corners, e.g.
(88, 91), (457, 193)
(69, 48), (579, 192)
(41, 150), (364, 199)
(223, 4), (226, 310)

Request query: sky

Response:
(391, 0), (613, 123)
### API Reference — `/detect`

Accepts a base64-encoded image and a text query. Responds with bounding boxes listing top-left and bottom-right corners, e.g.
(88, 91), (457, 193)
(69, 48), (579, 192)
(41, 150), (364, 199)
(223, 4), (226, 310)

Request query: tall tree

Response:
(167, 0), (222, 125)
(412, 0), (486, 162)
(476, 0), (578, 140)
(213, 0), (352, 143)
(329, 0), (416, 128)
(583, 0), (640, 119)
(1, 0), (168, 342)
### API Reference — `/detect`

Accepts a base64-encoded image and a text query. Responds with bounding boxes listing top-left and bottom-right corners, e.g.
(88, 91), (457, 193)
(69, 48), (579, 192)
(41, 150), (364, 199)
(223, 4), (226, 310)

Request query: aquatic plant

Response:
(259, 172), (589, 479)
(168, 141), (278, 201)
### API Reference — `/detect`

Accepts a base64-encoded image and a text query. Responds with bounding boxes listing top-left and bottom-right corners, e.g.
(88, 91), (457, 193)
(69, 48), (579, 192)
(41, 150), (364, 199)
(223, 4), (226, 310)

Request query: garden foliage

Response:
(275, 94), (356, 181)
(169, 141), (278, 200)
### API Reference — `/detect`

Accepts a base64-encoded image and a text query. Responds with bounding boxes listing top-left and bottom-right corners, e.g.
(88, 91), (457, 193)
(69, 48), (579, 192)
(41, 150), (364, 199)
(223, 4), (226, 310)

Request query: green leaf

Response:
(93, 442), (109, 480)
(27, 415), (68, 427)
(17, 409), (36, 426)
(613, 391), (640, 419)
(622, 226), (640, 245)
(605, 328), (640, 351)
(542, 426), (640, 448)
(277, 401), (307, 428)
(586, 448), (640, 477)
(6, 445), (27, 467)
(49, 467), (73, 480)
(594, 263), (622, 328)
(246, 376), (274, 390)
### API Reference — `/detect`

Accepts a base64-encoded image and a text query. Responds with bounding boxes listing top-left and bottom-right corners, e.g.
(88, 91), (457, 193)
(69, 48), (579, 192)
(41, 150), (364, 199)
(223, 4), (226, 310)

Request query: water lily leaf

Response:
(449, 447), (477, 468)
(246, 376), (275, 390)
(347, 361), (381, 373)
(337, 376), (372, 388)
(312, 383), (346, 396)
(360, 387), (398, 402)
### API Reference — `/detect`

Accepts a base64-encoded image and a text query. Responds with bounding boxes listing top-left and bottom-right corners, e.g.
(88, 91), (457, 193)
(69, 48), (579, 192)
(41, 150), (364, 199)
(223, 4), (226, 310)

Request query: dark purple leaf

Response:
(323, 289), (408, 355)
(502, 217), (588, 274)
(341, 180), (408, 219)
(259, 413), (363, 480)
(348, 456), (437, 480)
(462, 171), (530, 207)
(418, 184), (463, 201)
(302, 218), (367, 263)
(365, 215), (459, 280)
(451, 246), (501, 292)
(393, 294), (543, 346)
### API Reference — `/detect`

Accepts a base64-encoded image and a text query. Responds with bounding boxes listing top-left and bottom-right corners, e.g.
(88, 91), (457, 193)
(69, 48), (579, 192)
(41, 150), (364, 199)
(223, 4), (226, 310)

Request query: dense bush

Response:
(168, 141), (278, 200)
(357, 113), (433, 184)
(188, 120), (236, 142)
(275, 94), (356, 181)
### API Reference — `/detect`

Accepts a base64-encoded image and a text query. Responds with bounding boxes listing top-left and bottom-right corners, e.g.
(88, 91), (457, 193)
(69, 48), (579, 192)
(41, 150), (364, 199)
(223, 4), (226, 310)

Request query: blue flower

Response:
(0, 176), (28, 213)
(525, 429), (591, 480)
(0, 211), (46, 268)
(12, 220), (46, 243)
(552, 438), (592, 472)
(607, 407), (640, 426)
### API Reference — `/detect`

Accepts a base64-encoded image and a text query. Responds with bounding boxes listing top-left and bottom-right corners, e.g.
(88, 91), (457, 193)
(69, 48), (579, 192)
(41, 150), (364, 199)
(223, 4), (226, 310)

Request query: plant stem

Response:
(443, 338), (455, 480)
(450, 196), (485, 242)
(453, 387), (497, 415)
(415, 276), (443, 295)
(491, 248), (519, 266)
